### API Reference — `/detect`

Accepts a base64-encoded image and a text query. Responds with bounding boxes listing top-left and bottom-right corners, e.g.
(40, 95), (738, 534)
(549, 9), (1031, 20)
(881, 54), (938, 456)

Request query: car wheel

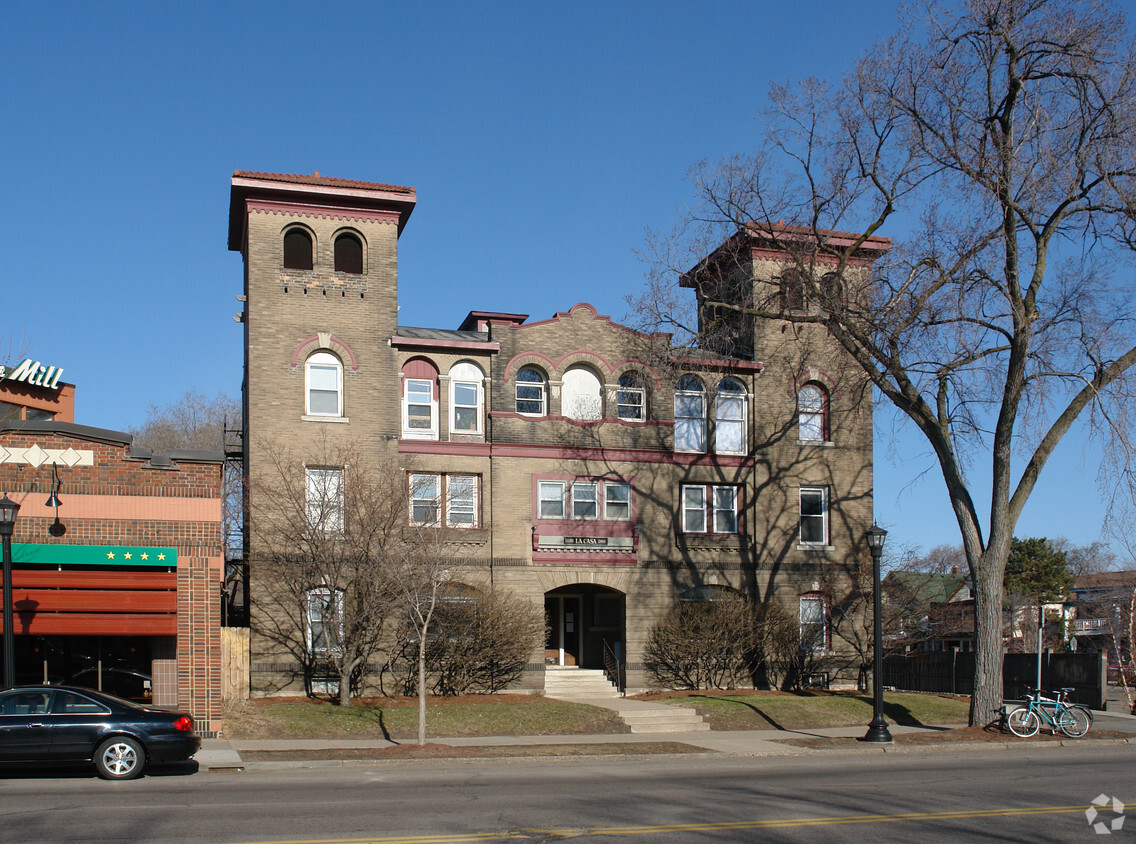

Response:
(95, 737), (145, 780)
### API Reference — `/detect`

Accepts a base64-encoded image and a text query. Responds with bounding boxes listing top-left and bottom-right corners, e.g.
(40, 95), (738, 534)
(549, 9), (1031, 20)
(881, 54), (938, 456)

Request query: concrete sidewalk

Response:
(193, 715), (1136, 771)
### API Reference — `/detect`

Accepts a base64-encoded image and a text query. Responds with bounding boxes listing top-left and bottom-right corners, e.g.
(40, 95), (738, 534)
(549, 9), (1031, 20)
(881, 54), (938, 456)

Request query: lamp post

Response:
(0, 495), (20, 688)
(863, 523), (892, 743)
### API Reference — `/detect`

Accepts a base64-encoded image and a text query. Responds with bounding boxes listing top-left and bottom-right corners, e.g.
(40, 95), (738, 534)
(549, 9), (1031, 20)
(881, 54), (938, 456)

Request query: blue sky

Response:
(0, 1), (1117, 558)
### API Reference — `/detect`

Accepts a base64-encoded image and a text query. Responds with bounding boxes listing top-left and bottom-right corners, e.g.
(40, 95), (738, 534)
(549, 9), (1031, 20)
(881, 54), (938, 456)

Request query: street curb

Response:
(203, 735), (1136, 772)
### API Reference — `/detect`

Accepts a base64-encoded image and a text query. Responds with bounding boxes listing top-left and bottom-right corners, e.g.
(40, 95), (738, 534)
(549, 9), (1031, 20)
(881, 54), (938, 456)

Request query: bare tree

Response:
(130, 390), (243, 558)
(248, 440), (403, 706)
(631, 0), (1136, 726)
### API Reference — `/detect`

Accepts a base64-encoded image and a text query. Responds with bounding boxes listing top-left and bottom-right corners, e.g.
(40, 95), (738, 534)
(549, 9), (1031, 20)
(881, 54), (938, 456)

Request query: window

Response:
(283, 228), (313, 270)
(562, 365), (603, 420)
(333, 232), (363, 274)
(820, 272), (844, 309)
(447, 475), (478, 527)
(306, 588), (344, 654)
(449, 362), (483, 434)
(516, 367), (547, 415)
(306, 352), (343, 417)
(537, 479), (632, 522)
(781, 268), (805, 310)
(800, 594), (828, 651)
(571, 482), (599, 519)
(604, 482), (631, 520)
(306, 468), (344, 534)
(617, 373), (646, 421)
(674, 376), (706, 452)
(403, 378), (436, 438)
(799, 487), (828, 545)
(539, 481), (566, 518)
(798, 383), (828, 442)
(409, 473), (440, 526)
(681, 484), (739, 534)
(715, 379), (746, 454)
(26, 408), (54, 421)
(410, 473), (479, 528)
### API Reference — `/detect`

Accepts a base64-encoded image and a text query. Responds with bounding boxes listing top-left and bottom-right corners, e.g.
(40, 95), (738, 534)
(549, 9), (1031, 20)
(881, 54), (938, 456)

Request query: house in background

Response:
(883, 569), (974, 653)
(1066, 571), (1136, 680)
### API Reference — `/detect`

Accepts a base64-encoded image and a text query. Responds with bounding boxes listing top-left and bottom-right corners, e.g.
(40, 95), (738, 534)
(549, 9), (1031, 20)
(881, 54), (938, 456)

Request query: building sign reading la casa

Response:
(0, 359), (64, 391)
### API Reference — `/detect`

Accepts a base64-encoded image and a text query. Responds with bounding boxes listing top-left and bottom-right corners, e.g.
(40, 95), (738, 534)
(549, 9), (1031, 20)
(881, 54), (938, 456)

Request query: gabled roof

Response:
(885, 571), (970, 605)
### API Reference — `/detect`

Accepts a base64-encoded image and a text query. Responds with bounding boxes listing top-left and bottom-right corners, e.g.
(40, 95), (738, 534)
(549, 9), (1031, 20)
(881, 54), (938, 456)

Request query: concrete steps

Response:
(543, 669), (709, 733)
(543, 668), (621, 699)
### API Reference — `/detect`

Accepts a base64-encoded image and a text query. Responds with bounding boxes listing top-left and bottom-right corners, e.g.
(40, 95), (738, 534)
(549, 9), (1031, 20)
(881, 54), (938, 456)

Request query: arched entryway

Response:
(544, 584), (625, 670)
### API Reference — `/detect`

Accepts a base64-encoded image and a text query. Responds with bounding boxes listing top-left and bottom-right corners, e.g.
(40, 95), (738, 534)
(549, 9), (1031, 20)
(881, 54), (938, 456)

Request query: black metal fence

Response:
(883, 651), (1106, 709)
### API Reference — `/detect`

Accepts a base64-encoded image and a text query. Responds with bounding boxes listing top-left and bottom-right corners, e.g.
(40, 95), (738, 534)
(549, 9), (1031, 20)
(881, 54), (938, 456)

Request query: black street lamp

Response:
(0, 494), (20, 688)
(863, 523), (892, 743)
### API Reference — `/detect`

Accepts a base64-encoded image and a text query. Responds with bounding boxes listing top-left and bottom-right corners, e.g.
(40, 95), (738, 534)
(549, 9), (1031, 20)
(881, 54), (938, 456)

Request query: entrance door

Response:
(544, 596), (582, 667)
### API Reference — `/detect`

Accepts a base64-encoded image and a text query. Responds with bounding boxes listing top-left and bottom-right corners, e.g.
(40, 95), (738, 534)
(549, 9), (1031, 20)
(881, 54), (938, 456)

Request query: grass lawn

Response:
(224, 690), (969, 740)
(642, 691), (970, 731)
(224, 695), (629, 741)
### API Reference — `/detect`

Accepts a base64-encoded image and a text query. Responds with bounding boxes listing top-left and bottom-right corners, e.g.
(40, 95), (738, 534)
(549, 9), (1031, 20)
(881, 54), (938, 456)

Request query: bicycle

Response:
(1006, 686), (1092, 738)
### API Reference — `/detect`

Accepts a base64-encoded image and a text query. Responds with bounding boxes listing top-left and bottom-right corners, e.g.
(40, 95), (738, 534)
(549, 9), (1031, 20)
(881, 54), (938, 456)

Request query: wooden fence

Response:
(883, 650), (1106, 709)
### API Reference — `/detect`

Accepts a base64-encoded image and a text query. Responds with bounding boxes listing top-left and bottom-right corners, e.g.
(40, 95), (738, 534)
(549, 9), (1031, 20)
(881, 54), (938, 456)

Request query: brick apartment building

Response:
(0, 364), (225, 733)
(229, 171), (887, 694)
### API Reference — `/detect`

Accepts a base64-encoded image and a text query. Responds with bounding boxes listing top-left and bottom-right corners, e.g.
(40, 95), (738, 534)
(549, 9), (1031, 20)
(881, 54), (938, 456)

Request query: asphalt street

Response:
(1, 744), (1132, 843)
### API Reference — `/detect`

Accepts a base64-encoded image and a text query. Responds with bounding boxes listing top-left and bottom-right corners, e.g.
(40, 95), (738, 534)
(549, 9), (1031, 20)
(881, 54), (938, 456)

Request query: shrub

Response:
(643, 596), (759, 689)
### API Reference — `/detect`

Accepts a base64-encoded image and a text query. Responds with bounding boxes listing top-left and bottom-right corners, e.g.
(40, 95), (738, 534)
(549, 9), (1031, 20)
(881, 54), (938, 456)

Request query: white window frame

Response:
(714, 379), (746, 455)
(306, 587), (345, 654)
(798, 383), (827, 442)
(449, 362), (484, 435)
(799, 487), (829, 545)
(799, 594), (828, 652)
(515, 367), (547, 416)
(674, 377), (707, 453)
(305, 467), (344, 534)
(604, 481), (632, 521)
(409, 473), (441, 526)
(538, 481), (567, 519)
(681, 484), (738, 535)
(571, 481), (599, 519)
(617, 374), (646, 422)
(305, 352), (343, 417)
(712, 485), (738, 533)
(403, 377), (437, 439)
(446, 474), (478, 528)
(682, 485), (707, 533)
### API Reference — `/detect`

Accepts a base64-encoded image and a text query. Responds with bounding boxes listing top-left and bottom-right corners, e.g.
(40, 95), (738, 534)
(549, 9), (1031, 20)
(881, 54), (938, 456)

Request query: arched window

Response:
(617, 372), (646, 421)
(449, 361), (484, 435)
(334, 232), (363, 274)
(715, 378), (746, 454)
(305, 352), (343, 417)
(673, 375), (706, 452)
(820, 272), (844, 309)
(515, 367), (547, 415)
(800, 593), (828, 651)
(798, 383), (828, 442)
(402, 359), (439, 439)
(562, 365), (602, 420)
(781, 268), (805, 311)
(283, 228), (314, 270)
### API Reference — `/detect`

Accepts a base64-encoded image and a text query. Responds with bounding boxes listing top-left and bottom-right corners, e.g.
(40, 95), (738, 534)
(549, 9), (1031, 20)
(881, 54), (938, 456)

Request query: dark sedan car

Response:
(0, 685), (200, 779)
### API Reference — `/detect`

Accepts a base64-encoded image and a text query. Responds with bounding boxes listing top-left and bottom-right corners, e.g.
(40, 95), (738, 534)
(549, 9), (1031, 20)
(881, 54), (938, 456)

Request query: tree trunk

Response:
(970, 564), (1005, 726)
(417, 634), (427, 745)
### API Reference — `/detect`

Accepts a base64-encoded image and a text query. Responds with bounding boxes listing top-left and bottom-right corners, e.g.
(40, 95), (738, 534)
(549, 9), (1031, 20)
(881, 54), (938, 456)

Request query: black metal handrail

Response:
(602, 639), (624, 695)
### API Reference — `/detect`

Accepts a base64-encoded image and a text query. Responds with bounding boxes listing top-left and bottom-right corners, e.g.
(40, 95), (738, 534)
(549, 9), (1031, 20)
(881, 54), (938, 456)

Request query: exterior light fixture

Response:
(862, 523), (893, 743)
(0, 494), (21, 687)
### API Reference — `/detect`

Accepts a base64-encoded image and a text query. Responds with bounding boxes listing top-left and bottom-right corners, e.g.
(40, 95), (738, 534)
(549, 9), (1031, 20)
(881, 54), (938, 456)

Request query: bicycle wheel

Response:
(1059, 705), (1091, 738)
(1007, 707), (1039, 737)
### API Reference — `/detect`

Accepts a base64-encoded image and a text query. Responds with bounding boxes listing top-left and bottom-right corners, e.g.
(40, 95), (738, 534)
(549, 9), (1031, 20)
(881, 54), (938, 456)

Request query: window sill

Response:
(797, 544), (835, 552)
(797, 439), (834, 447)
(302, 415), (350, 424)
